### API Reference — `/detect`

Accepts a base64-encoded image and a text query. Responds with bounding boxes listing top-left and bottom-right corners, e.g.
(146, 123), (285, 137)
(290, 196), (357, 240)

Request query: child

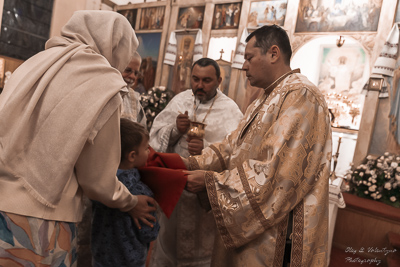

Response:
(91, 118), (160, 267)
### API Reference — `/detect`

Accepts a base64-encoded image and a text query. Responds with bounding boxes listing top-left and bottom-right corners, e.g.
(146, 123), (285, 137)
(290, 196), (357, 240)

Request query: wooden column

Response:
(352, 0), (397, 166)
(155, 0), (172, 86)
(353, 90), (380, 166)
(160, 2), (179, 87)
(227, 0), (251, 101)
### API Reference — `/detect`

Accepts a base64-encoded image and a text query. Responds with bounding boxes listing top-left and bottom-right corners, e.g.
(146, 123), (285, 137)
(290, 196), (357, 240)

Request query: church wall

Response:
(0, 0), (112, 39)
(49, 0), (86, 38)
(49, 0), (112, 37)
(353, 0), (400, 165)
(1, 1), (400, 262)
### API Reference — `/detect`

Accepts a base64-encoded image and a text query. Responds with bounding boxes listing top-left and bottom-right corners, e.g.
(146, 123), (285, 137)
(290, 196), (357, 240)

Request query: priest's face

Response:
(191, 64), (222, 103)
(243, 37), (272, 88)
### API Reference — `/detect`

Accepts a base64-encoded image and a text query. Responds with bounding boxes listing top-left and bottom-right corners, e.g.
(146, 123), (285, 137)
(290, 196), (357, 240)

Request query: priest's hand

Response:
(181, 156), (189, 169)
(185, 170), (206, 193)
(176, 111), (190, 134)
(127, 195), (157, 229)
(187, 137), (204, 156)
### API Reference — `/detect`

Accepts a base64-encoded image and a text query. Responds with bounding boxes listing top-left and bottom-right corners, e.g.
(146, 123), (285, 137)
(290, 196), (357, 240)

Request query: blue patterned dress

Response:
(91, 168), (159, 267)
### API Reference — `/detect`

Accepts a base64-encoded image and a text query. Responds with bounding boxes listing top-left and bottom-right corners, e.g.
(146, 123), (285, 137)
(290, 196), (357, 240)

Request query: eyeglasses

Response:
(123, 69), (142, 76)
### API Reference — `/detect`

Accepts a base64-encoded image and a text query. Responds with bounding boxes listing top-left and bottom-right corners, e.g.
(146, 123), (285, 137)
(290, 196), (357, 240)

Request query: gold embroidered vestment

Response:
(189, 72), (332, 267)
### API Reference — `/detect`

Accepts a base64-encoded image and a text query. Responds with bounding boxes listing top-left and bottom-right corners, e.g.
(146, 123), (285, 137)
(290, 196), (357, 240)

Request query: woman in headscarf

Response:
(0, 10), (156, 266)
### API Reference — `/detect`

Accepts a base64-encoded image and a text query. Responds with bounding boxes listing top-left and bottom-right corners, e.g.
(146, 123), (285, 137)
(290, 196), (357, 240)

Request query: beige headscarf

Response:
(0, 10), (138, 208)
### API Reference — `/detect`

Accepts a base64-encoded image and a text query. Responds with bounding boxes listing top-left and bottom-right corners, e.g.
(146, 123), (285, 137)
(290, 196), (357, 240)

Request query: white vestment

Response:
(149, 89), (243, 267)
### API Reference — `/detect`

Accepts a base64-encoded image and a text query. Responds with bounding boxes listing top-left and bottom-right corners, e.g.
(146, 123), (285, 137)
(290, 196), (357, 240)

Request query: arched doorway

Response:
(291, 35), (370, 177)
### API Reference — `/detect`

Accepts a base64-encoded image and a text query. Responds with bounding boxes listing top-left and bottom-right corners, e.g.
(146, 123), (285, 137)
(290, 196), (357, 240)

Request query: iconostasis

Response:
(108, 1), (394, 141)
(113, 0), (400, 176)
(115, 0), (395, 110)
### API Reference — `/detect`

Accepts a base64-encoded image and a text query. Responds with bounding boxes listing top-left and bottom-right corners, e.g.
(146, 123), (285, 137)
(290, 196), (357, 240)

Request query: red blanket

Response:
(138, 147), (187, 218)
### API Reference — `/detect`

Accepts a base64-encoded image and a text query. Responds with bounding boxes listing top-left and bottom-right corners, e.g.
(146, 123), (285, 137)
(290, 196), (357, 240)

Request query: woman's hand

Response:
(127, 195), (157, 229)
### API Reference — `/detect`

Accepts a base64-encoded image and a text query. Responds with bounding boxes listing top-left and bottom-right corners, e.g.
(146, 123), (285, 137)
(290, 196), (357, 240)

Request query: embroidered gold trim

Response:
(237, 69), (300, 146)
(291, 200), (304, 267)
(237, 165), (269, 230)
(188, 156), (200, 170)
(204, 171), (236, 250)
(273, 214), (289, 267)
(209, 144), (227, 171)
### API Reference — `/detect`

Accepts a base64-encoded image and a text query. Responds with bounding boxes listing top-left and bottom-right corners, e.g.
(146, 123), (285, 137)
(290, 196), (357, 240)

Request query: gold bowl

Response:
(187, 121), (206, 139)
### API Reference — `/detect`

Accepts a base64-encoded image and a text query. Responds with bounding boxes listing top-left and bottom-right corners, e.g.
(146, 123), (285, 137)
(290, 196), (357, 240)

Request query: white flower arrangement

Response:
(140, 86), (174, 129)
(346, 152), (400, 208)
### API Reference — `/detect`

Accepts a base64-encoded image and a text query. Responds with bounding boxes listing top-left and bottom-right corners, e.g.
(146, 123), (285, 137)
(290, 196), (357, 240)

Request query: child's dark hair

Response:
(120, 118), (149, 161)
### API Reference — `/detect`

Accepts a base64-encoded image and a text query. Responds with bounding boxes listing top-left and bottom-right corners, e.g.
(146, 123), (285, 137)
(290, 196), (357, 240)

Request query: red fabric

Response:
(138, 147), (187, 218)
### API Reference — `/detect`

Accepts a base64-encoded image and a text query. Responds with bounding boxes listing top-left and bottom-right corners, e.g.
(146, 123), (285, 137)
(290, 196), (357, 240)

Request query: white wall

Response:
(291, 36), (370, 87)
(50, 0), (88, 37)
(50, 0), (112, 37)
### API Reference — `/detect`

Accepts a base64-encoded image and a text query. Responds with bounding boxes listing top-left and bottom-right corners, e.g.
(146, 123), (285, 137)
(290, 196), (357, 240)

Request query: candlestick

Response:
(331, 135), (343, 182)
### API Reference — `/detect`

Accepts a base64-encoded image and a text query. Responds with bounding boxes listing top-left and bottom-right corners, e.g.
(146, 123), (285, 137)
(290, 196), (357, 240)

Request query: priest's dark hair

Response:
(191, 57), (221, 79)
(246, 25), (292, 65)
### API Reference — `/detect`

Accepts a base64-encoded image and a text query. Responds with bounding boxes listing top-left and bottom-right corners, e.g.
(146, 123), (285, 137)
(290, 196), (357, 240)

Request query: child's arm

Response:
(76, 110), (156, 227)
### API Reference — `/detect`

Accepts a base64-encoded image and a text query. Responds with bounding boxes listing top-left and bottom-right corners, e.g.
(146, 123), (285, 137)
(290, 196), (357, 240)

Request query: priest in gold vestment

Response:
(186, 25), (332, 267)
